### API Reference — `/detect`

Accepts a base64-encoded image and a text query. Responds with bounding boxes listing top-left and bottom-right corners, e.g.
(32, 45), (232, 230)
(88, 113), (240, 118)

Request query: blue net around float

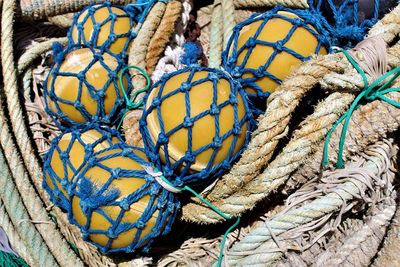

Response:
(309, 0), (393, 48)
(222, 6), (332, 108)
(67, 1), (155, 58)
(43, 124), (180, 254)
(43, 124), (125, 210)
(139, 66), (254, 187)
(43, 45), (132, 129)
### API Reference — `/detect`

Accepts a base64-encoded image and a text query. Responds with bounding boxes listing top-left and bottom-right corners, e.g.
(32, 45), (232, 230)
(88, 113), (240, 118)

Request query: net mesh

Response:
(140, 66), (254, 187)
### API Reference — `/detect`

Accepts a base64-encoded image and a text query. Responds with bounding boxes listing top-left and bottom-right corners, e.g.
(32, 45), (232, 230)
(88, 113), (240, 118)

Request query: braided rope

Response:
(18, 0), (136, 20)
(128, 1), (166, 100)
(146, 0), (182, 76)
(48, 14), (73, 28)
(0, 145), (58, 266)
(221, 0), (235, 48)
(314, 198), (396, 267)
(1, 1), (85, 265)
(227, 141), (395, 265)
(233, 0), (308, 9)
(151, 0), (192, 81)
(17, 37), (68, 73)
(208, 0), (223, 68)
(372, 198), (400, 266)
(0, 199), (37, 267)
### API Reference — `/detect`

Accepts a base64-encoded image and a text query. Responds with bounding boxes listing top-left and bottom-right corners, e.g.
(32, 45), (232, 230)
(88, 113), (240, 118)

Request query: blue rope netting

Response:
(309, 0), (393, 48)
(68, 1), (155, 58)
(43, 124), (125, 210)
(222, 6), (332, 107)
(139, 66), (254, 187)
(43, 44), (132, 128)
(43, 124), (180, 254)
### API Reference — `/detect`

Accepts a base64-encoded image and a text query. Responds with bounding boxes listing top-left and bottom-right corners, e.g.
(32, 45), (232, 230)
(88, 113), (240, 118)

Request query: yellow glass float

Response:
(140, 67), (253, 186)
(69, 144), (179, 253)
(224, 8), (329, 99)
(43, 126), (123, 210)
(70, 3), (134, 55)
(44, 47), (129, 125)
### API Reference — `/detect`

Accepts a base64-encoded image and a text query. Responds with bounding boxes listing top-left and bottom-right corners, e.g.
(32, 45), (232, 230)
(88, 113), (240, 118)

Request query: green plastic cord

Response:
(323, 49), (400, 168)
(154, 168), (240, 267)
(117, 65), (151, 130)
(0, 250), (28, 267)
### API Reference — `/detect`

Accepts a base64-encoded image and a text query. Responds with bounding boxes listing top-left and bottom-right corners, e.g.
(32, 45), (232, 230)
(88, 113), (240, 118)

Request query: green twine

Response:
(153, 168), (240, 267)
(117, 65), (151, 130)
(0, 250), (28, 267)
(323, 49), (400, 168)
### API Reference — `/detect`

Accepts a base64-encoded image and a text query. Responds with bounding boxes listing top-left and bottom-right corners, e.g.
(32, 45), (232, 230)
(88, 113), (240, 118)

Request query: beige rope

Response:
(221, 0), (235, 48)
(17, 37), (68, 73)
(314, 198), (396, 267)
(227, 141), (396, 265)
(48, 14), (73, 28)
(0, 200), (37, 267)
(182, 54), (347, 223)
(233, 0), (308, 9)
(372, 203), (400, 267)
(18, 0), (136, 20)
(128, 1), (166, 100)
(146, 0), (182, 76)
(208, 0), (223, 68)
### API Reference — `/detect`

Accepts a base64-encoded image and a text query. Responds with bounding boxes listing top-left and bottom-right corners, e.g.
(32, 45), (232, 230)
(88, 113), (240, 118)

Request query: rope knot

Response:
(143, 165), (182, 194)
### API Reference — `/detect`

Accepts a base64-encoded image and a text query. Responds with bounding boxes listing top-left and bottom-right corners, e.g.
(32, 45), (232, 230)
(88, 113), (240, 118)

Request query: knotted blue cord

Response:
(323, 49), (400, 168)
(140, 66), (255, 187)
(222, 6), (332, 112)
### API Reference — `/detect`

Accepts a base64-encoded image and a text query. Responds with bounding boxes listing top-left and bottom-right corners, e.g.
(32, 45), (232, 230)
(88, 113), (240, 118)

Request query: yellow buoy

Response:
(227, 11), (328, 96)
(45, 48), (128, 124)
(141, 68), (251, 183)
(71, 4), (133, 55)
(70, 146), (174, 251)
(44, 128), (121, 204)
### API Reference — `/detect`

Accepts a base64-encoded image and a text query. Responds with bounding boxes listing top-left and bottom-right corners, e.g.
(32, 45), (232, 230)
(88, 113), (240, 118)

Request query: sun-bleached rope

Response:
(221, 0), (235, 48)
(145, 0), (182, 76)
(182, 54), (347, 223)
(233, 0), (308, 9)
(18, 0), (136, 20)
(313, 197), (396, 267)
(151, 0), (192, 81)
(17, 37), (68, 73)
(181, 6), (400, 222)
(128, 1), (166, 101)
(1, 1), (86, 265)
(0, 199), (37, 267)
(372, 198), (400, 267)
(209, 0), (223, 68)
(226, 141), (396, 266)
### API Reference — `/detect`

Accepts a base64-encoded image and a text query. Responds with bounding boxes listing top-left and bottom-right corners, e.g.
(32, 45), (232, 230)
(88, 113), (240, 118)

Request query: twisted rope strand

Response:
(17, 37), (68, 73)
(182, 55), (347, 223)
(208, 0), (223, 68)
(314, 198), (396, 267)
(233, 0), (308, 9)
(145, 0), (182, 76)
(1, 1), (84, 265)
(0, 199), (37, 267)
(221, 0), (235, 48)
(227, 141), (395, 266)
(128, 1), (166, 100)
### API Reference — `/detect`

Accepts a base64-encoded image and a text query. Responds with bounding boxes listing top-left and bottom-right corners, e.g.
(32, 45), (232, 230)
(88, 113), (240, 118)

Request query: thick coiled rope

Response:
(209, 0), (223, 68)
